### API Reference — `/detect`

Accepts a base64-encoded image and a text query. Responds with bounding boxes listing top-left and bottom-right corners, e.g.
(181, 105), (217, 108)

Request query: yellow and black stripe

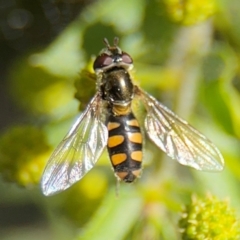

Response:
(107, 112), (143, 182)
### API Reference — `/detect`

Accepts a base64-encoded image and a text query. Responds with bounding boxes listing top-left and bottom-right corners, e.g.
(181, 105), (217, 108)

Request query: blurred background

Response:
(1, 0), (240, 239)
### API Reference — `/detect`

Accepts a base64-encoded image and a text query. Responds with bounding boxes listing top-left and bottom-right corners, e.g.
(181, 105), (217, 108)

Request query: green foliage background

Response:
(1, 0), (240, 239)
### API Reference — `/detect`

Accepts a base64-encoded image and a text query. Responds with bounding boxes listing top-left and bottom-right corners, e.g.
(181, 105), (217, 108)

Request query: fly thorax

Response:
(100, 68), (134, 104)
(112, 102), (132, 116)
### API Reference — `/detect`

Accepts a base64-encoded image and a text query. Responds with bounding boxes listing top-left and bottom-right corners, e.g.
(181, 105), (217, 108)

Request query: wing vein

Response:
(41, 94), (108, 196)
(135, 87), (224, 171)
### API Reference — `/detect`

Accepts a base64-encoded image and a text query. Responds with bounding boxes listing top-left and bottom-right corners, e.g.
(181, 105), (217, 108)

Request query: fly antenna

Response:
(113, 37), (119, 46)
(103, 37), (119, 48)
(103, 38), (110, 48)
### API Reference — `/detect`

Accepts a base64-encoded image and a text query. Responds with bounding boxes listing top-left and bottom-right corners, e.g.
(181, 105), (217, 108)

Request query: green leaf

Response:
(76, 187), (143, 240)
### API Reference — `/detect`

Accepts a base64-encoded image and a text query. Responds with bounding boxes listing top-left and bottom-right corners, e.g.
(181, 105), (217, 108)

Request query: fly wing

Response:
(136, 88), (224, 171)
(41, 94), (108, 196)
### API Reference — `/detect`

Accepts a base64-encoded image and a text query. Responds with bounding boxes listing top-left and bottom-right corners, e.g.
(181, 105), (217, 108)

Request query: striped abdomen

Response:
(106, 112), (143, 182)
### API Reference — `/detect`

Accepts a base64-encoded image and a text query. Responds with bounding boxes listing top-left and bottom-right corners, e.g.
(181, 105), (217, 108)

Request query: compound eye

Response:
(122, 52), (133, 64)
(93, 54), (113, 70)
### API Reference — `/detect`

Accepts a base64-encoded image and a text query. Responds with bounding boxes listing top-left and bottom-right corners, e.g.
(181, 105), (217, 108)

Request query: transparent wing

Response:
(136, 88), (224, 171)
(41, 94), (108, 196)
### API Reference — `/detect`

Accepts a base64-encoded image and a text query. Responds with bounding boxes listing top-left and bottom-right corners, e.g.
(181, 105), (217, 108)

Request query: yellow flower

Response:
(164, 0), (217, 25)
(179, 194), (240, 239)
(0, 126), (51, 187)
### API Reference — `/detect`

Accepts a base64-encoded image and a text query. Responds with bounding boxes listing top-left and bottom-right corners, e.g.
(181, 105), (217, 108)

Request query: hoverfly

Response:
(41, 38), (224, 196)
